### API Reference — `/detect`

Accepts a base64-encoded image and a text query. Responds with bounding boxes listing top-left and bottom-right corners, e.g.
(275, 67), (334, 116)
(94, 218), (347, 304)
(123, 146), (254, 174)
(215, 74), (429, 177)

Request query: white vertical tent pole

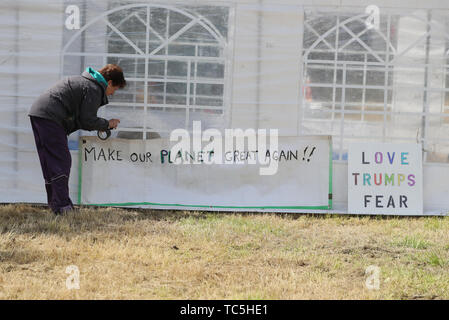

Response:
(383, 12), (392, 142)
(332, 14), (340, 126)
(256, 0), (263, 131)
(133, 53), (138, 111)
(297, 6), (305, 136)
(339, 62), (347, 160)
(362, 53), (367, 122)
(14, 3), (19, 189)
(224, 5), (235, 130)
(194, 45), (198, 112)
(164, 10), (169, 110)
(442, 59), (447, 115)
(422, 10), (432, 163)
(185, 60), (191, 129)
(144, 5), (150, 140)
(303, 56), (308, 134)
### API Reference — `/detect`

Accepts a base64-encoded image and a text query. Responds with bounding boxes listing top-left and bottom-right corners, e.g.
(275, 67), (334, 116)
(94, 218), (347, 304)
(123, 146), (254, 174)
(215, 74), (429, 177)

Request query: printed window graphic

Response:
(301, 8), (449, 163)
(62, 3), (232, 141)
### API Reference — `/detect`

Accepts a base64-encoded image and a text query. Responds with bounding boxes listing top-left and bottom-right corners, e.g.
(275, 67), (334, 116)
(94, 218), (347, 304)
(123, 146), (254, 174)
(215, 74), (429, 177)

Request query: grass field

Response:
(0, 204), (448, 299)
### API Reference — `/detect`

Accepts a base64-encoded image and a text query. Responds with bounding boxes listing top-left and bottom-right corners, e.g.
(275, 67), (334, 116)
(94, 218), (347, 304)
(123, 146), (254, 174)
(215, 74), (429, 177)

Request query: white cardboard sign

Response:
(79, 135), (332, 211)
(348, 143), (423, 215)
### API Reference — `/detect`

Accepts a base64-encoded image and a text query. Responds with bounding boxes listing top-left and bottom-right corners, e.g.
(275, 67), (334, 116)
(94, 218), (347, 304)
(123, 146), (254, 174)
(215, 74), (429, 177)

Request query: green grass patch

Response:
(393, 235), (432, 250)
(425, 252), (446, 267)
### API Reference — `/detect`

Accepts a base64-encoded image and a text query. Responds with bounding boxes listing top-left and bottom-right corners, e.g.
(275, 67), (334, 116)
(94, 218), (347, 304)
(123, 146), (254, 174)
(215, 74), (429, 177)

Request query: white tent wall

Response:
(17, 3), (68, 203)
(1, 0), (449, 214)
(0, 1), (69, 202)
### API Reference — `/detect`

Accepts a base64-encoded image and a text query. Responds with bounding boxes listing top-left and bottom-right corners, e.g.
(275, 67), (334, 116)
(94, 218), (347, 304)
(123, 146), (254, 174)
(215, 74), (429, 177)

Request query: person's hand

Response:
(108, 119), (120, 129)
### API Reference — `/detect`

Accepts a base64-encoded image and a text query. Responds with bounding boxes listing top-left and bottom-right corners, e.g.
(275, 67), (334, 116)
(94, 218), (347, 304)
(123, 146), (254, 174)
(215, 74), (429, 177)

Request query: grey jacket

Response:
(29, 71), (110, 135)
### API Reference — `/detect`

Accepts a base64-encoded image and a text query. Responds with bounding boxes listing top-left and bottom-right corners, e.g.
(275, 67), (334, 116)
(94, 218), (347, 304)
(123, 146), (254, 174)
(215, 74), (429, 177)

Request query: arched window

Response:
(62, 3), (232, 140)
(301, 8), (449, 163)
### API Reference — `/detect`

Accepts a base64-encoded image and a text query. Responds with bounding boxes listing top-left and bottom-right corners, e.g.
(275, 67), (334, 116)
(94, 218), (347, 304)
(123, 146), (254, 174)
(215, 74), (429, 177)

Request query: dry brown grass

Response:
(0, 204), (449, 299)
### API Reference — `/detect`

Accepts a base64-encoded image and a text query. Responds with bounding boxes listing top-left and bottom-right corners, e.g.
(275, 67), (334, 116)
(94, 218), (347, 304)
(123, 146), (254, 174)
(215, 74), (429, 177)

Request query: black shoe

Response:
(55, 205), (75, 216)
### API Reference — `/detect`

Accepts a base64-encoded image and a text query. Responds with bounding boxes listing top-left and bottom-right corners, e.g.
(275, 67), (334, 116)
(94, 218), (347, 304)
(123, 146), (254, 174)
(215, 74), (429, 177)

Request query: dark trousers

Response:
(30, 116), (74, 213)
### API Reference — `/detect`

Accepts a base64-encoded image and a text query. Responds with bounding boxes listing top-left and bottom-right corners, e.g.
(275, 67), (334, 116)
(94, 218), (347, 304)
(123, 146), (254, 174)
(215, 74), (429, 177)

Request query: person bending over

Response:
(28, 64), (126, 214)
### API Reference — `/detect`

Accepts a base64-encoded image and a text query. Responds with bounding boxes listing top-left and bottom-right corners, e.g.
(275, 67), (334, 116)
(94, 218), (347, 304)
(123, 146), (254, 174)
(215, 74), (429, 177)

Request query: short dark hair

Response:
(99, 64), (126, 88)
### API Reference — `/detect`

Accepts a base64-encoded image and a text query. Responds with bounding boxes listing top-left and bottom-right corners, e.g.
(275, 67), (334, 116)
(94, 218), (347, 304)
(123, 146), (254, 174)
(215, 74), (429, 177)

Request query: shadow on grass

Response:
(0, 203), (192, 236)
(81, 205), (449, 221)
(0, 249), (44, 266)
(0, 203), (446, 237)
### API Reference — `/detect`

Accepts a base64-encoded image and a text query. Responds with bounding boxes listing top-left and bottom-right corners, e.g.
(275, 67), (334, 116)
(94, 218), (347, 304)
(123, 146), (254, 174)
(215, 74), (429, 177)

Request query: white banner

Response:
(79, 135), (332, 211)
(348, 143), (423, 215)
